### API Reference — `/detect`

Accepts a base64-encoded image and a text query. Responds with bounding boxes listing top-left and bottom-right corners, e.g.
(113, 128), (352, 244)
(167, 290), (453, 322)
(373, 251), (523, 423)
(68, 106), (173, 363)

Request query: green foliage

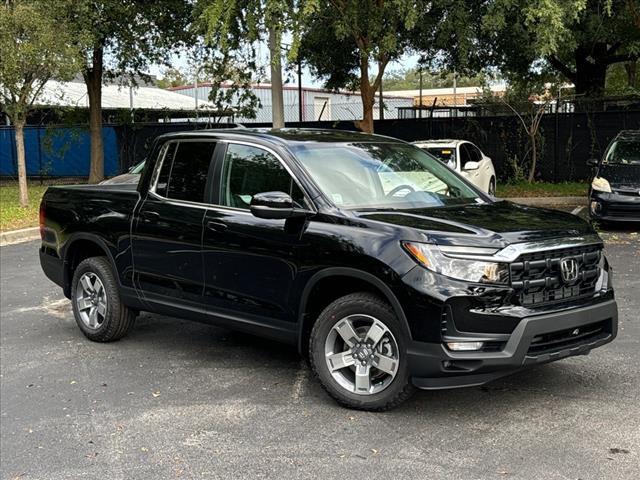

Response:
(0, 1), (84, 123)
(196, 0), (292, 118)
(479, 0), (640, 96)
(156, 68), (190, 89)
(66, 0), (195, 80)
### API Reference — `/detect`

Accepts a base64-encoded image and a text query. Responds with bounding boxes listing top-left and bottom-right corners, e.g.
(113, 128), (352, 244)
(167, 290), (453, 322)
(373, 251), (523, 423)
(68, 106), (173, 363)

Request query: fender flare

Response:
(296, 267), (412, 353)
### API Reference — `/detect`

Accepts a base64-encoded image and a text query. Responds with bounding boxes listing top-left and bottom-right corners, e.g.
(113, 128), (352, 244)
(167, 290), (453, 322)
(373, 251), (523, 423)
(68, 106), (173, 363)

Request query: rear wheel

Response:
(71, 256), (135, 342)
(309, 292), (414, 411)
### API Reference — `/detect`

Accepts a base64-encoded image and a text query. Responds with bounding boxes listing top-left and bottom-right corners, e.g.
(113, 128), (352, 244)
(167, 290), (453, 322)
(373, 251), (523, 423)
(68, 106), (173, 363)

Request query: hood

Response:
(598, 163), (640, 189)
(357, 200), (594, 247)
(100, 173), (141, 185)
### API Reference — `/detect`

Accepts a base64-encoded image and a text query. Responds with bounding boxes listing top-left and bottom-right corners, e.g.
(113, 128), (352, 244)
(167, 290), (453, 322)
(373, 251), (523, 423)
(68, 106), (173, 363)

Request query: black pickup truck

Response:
(40, 129), (618, 410)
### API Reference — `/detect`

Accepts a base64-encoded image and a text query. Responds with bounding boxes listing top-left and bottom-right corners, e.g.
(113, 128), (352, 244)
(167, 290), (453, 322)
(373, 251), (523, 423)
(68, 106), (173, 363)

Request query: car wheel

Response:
(309, 292), (414, 411)
(488, 178), (496, 196)
(71, 256), (136, 342)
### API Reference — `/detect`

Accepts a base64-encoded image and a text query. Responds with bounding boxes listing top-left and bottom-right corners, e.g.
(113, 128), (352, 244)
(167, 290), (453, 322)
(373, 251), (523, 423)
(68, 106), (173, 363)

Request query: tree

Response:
(481, 0), (640, 98)
(0, 1), (84, 207)
(156, 68), (190, 89)
(199, 0), (294, 128)
(62, 1), (194, 183)
(299, 1), (437, 133)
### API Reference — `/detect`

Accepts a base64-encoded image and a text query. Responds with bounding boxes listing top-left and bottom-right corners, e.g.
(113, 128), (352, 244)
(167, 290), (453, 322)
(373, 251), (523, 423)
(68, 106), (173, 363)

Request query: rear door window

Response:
(154, 141), (216, 203)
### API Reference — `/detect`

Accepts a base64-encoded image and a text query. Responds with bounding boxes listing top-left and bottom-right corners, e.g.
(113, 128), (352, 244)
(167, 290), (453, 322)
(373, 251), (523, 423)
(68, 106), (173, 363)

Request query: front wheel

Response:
(309, 292), (414, 411)
(71, 256), (136, 342)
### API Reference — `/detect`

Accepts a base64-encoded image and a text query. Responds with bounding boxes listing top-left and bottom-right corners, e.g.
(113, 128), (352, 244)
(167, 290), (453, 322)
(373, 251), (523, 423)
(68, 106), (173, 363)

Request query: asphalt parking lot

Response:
(1, 229), (639, 480)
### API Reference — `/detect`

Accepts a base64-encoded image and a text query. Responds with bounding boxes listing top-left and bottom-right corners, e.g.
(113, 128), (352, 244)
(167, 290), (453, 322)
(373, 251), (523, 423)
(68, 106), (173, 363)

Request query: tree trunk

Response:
(356, 86), (376, 134)
(84, 45), (104, 183)
(573, 46), (608, 99)
(268, 26), (284, 129)
(528, 132), (537, 183)
(14, 118), (29, 207)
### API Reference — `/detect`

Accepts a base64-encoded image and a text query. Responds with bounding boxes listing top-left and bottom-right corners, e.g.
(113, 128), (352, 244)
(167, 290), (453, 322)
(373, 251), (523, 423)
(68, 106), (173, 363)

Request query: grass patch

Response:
(497, 181), (588, 198)
(0, 184), (49, 232)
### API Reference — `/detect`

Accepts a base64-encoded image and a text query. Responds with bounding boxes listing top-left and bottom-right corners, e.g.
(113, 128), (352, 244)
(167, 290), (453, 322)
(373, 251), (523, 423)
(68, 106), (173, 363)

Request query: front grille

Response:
(613, 188), (640, 197)
(527, 320), (611, 356)
(606, 204), (640, 218)
(510, 245), (601, 306)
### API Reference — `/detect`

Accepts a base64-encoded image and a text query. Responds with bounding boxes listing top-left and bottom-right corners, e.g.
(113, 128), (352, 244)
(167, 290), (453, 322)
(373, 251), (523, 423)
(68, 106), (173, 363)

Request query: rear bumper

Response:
(408, 299), (618, 389)
(40, 246), (64, 289)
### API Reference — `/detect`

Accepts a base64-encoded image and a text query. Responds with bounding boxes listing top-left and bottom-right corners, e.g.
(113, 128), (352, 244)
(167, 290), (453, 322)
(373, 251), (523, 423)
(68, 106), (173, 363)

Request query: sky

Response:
(148, 46), (422, 89)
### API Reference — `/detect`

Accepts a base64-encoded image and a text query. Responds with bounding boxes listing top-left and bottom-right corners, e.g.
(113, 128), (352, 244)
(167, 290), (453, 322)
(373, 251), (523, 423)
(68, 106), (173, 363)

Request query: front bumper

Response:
(590, 191), (640, 222)
(408, 299), (618, 389)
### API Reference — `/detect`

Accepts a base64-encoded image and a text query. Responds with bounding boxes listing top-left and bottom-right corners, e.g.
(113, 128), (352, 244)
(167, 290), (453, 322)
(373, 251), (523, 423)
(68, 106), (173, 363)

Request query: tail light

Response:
(39, 202), (45, 240)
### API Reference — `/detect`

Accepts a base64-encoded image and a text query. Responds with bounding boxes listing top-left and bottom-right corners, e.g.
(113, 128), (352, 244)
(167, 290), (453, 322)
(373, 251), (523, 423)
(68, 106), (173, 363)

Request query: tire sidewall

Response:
(310, 294), (411, 409)
(71, 257), (120, 340)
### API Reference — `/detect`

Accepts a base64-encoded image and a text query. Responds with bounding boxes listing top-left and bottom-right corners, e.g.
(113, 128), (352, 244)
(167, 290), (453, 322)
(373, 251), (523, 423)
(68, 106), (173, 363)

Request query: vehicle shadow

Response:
(122, 311), (620, 419)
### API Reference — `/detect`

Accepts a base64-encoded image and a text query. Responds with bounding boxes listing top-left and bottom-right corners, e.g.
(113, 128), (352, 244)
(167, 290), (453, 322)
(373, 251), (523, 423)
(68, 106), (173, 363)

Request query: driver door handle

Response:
(206, 220), (228, 232)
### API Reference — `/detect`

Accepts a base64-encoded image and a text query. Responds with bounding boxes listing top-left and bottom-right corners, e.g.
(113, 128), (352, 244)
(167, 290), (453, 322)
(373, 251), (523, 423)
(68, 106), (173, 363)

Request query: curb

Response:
(0, 227), (40, 247)
(504, 196), (585, 207)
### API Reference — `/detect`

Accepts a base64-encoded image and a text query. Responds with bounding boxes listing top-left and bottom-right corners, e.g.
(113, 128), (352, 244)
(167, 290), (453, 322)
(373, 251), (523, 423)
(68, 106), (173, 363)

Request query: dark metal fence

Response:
(3, 108), (639, 182)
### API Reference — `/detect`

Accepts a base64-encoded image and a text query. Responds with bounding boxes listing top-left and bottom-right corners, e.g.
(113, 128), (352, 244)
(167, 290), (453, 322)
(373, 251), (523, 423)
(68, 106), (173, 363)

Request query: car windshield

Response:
(604, 139), (640, 165)
(291, 142), (483, 210)
(129, 161), (146, 174)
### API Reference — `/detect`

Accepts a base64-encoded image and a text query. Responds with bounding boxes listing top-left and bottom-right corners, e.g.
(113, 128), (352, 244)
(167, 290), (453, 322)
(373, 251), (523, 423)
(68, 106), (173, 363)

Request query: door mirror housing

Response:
(587, 158), (599, 167)
(250, 191), (307, 220)
(463, 161), (480, 171)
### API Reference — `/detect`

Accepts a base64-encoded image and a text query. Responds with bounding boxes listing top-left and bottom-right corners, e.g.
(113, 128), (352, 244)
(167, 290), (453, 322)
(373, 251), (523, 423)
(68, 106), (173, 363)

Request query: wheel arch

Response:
(296, 267), (411, 354)
(61, 233), (118, 298)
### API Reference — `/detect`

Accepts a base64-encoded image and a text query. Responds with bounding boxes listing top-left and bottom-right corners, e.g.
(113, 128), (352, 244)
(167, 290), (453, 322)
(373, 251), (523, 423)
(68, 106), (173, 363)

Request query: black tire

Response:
(488, 178), (496, 196)
(71, 256), (136, 342)
(309, 292), (414, 411)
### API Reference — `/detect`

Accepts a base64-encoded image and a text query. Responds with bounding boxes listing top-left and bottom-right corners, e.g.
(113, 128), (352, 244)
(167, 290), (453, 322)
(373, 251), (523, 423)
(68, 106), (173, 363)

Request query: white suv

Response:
(413, 140), (497, 195)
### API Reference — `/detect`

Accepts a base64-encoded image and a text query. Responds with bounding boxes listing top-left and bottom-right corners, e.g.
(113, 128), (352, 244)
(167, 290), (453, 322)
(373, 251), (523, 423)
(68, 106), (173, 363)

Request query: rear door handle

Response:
(206, 220), (228, 232)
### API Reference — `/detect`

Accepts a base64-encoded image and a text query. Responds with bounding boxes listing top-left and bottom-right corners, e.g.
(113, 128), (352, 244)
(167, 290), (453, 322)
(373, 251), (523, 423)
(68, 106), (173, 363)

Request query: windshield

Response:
(129, 161), (146, 174)
(291, 142), (483, 210)
(605, 140), (640, 165)
(426, 147), (456, 168)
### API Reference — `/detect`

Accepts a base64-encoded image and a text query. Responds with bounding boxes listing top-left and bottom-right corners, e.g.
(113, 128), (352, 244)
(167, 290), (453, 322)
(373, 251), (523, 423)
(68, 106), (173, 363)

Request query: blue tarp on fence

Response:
(0, 126), (119, 177)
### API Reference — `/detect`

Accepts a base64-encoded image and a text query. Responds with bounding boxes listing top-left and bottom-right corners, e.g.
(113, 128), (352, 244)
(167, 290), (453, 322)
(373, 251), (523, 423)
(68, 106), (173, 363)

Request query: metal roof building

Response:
(169, 83), (414, 123)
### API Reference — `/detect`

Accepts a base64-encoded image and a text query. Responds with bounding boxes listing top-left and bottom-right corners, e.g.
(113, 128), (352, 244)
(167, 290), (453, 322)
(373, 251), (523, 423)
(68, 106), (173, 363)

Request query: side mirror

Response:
(463, 161), (480, 171)
(587, 158), (599, 167)
(250, 191), (306, 220)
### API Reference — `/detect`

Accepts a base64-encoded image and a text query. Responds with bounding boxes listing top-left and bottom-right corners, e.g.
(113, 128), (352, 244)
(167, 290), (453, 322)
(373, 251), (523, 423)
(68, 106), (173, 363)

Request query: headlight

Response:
(402, 242), (509, 284)
(591, 177), (611, 193)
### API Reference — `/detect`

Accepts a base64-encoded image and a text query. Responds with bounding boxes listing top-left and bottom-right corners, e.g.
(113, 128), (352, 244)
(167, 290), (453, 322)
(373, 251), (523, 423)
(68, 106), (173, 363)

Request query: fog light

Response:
(591, 201), (602, 214)
(446, 341), (484, 351)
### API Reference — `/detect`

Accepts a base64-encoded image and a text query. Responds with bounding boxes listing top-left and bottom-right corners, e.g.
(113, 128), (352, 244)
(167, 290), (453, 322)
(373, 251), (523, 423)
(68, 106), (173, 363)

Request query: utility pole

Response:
(452, 69), (457, 117)
(297, 57), (303, 122)
(419, 68), (423, 119)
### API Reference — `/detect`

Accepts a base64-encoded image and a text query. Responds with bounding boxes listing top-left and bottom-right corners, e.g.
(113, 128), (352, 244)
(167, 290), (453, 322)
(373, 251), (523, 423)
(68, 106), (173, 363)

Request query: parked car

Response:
(100, 160), (145, 185)
(588, 130), (640, 223)
(39, 129), (617, 411)
(412, 139), (497, 195)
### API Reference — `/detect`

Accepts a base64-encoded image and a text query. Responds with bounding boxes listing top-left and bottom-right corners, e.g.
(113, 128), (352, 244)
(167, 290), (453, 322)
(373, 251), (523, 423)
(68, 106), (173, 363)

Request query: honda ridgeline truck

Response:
(39, 129), (618, 410)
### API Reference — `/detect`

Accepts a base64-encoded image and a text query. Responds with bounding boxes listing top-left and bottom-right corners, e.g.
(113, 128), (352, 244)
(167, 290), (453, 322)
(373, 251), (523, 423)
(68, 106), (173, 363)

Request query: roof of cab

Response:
(156, 128), (405, 145)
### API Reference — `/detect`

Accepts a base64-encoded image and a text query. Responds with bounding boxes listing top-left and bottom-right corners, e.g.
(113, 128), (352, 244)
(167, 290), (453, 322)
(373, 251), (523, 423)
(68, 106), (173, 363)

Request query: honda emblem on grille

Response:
(560, 257), (579, 283)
